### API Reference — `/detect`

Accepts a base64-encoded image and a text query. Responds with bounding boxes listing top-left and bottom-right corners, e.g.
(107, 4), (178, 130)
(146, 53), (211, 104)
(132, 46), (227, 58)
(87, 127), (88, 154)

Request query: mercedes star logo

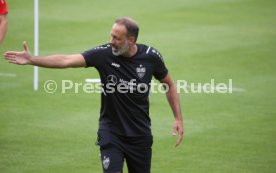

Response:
(107, 75), (117, 84)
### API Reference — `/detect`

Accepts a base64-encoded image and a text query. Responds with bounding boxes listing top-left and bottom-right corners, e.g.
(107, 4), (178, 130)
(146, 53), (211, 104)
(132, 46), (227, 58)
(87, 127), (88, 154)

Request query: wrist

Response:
(29, 56), (35, 65)
(175, 116), (183, 122)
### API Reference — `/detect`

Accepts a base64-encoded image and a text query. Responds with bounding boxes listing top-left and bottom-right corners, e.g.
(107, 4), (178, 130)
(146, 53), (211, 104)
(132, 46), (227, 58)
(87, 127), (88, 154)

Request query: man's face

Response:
(110, 23), (130, 56)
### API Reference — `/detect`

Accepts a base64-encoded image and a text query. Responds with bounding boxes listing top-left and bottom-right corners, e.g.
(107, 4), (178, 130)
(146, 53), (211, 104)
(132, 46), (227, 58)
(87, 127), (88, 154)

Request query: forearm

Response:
(161, 74), (184, 146)
(29, 55), (74, 68)
(166, 83), (183, 121)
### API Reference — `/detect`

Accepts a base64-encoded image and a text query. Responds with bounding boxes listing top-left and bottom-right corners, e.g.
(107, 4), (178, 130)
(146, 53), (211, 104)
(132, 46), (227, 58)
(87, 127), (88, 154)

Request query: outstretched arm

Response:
(3, 41), (86, 68)
(160, 74), (184, 147)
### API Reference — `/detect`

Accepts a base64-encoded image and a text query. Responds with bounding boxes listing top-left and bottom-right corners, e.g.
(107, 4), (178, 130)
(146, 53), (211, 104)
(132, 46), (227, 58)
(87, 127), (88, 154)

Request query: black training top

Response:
(82, 43), (168, 136)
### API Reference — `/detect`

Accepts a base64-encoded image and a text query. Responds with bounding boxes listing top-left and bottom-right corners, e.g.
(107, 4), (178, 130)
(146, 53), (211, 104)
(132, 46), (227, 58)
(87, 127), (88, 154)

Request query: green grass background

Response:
(1, 0), (276, 172)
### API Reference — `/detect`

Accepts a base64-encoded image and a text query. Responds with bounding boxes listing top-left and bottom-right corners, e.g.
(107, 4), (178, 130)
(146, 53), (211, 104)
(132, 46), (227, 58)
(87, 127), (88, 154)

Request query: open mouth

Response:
(112, 46), (118, 53)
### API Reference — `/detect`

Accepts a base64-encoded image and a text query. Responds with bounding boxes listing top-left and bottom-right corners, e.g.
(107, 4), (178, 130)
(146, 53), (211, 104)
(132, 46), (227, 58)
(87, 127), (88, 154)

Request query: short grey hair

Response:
(115, 17), (139, 42)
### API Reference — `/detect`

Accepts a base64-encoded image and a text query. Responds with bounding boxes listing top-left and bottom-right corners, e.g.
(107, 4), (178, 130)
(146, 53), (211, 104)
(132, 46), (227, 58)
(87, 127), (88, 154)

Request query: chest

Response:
(99, 55), (154, 85)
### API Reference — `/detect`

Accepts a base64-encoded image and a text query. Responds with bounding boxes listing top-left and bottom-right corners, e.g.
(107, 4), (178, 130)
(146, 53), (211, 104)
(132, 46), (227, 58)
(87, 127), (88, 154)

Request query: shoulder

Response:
(82, 43), (111, 57)
(137, 44), (165, 63)
(93, 43), (111, 50)
(81, 43), (112, 67)
(90, 43), (112, 53)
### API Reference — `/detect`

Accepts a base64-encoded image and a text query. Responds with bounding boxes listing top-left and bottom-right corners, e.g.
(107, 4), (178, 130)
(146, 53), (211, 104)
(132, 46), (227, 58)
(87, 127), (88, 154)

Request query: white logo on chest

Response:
(136, 64), (146, 78)
(111, 62), (120, 68)
(107, 75), (118, 84)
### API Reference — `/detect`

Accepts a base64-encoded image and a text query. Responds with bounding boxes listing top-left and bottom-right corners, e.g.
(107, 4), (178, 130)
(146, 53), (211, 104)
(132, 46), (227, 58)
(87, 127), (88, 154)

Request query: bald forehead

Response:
(111, 23), (127, 37)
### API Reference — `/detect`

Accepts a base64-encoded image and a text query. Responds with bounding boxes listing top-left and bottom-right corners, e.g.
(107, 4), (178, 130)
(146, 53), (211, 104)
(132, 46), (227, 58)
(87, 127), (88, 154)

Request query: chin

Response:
(112, 51), (120, 56)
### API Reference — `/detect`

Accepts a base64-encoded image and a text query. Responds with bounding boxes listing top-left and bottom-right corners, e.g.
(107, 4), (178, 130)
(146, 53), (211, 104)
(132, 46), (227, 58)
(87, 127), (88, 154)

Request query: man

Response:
(0, 0), (8, 44)
(4, 17), (183, 173)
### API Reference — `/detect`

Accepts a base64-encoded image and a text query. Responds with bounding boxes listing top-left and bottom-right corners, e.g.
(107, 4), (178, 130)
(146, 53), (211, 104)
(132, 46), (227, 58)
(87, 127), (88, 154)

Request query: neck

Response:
(123, 44), (137, 58)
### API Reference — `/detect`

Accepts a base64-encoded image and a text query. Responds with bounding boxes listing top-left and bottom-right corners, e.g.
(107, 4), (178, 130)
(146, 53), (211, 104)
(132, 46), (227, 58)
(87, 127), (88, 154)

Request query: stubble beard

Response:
(112, 40), (130, 56)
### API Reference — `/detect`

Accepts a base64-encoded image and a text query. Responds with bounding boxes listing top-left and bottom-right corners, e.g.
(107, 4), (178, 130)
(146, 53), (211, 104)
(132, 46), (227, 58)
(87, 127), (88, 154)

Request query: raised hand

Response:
(3, 41), (32, 65)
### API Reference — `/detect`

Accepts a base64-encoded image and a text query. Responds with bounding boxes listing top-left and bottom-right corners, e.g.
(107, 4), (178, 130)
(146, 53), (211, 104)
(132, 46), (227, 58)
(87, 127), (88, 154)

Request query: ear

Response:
(128, 36), (136, 45)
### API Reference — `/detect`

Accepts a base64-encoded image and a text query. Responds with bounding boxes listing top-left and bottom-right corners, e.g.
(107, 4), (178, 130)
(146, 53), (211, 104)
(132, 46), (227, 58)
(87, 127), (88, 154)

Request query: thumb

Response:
(172, 126), (177, 136)
(22, 41), (29, 52)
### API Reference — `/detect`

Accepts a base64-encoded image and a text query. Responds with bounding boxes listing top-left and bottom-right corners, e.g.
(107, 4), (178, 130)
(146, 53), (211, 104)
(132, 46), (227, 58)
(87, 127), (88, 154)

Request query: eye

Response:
(111, 34), (120, 41)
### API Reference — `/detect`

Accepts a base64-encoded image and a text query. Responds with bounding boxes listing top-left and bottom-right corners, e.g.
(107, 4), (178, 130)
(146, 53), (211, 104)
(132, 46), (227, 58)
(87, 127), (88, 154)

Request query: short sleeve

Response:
(151, 48), (168, 80)
(81, 44), (110, 68)
(0, 0), (8, 14)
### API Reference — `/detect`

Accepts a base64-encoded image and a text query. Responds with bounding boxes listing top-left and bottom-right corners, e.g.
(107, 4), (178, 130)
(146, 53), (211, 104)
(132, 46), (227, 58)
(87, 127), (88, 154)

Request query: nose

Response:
(110, 38), (116, 46)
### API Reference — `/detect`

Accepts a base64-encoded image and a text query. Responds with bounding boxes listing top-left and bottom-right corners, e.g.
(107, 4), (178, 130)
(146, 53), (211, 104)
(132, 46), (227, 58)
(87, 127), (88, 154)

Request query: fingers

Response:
(2, 41), (30, 65)
(172, 122), (184, 147)
(4, 54), (15, 60)
(172, 120), (179, 136)
(172, 126), (177, 136)
(3, 41), (28, 58)
(3, 51), (19, 56)
(8, 60), (18, 64)
(3, 53), (17, 63)
(3, 55), (18, 64)
(3, 52), (19, 64)
(175, 130), (183, 147)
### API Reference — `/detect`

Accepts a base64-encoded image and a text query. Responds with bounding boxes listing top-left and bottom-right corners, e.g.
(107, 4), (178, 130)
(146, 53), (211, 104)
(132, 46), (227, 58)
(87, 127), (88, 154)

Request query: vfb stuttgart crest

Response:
(136, 64), (146, 78)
